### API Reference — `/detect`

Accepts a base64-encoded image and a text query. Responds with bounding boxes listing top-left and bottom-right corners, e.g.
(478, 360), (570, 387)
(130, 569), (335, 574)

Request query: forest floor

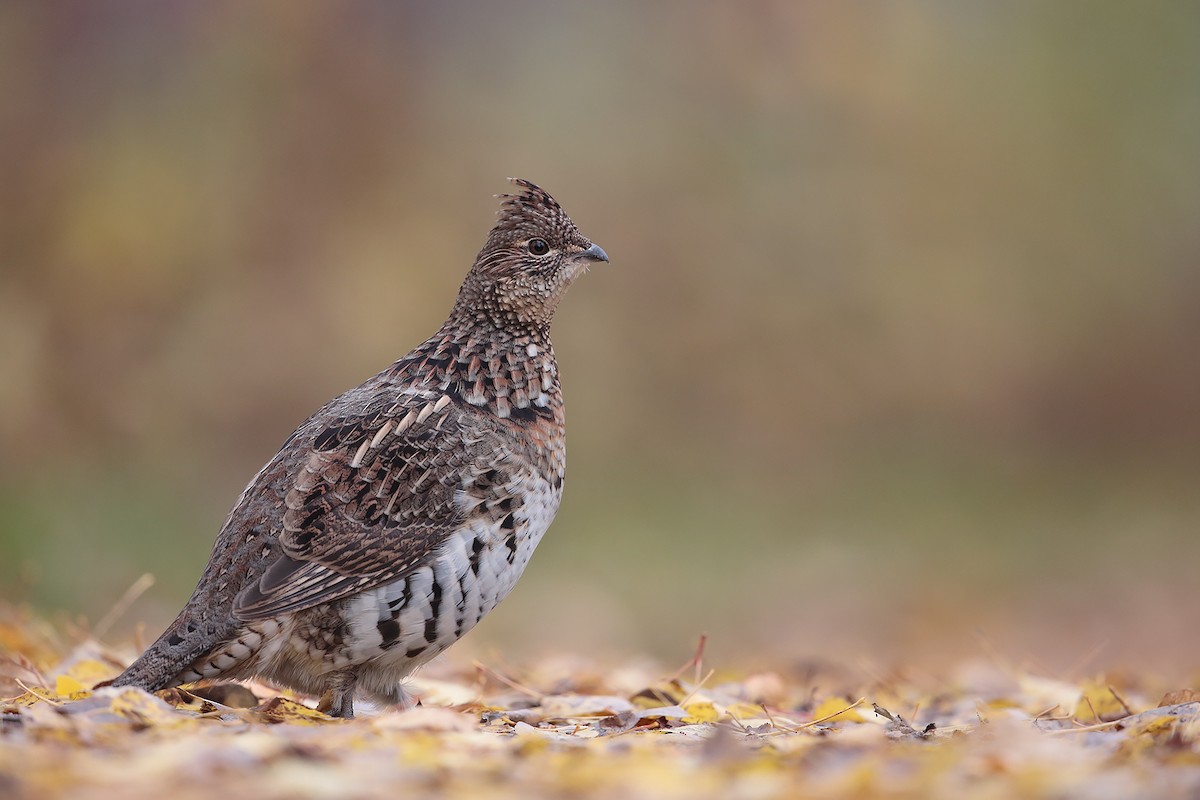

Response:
(2, 602), (1199, 800)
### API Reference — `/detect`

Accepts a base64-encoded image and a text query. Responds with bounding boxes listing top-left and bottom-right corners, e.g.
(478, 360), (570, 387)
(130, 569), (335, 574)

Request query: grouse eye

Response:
(527, 238), (550, 256)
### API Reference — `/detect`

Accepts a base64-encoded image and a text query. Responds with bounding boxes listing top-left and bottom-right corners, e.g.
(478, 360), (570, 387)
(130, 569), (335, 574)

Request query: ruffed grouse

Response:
(112, 179), (608, 717)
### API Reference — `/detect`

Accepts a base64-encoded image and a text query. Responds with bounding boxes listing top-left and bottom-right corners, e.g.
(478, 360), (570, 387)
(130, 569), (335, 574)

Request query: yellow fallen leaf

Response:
(55, 674), (90, 699)
(59, 658), (120, 688)
(985, 698), (1020, 710)
(1073, 683), (1129, 723)
(682, 701), (719, 724)
(253, 696), (332, 725)
(1134, 716), (1178, 736)
(9, 687), (57, 707)
(810, 697), (865, 724)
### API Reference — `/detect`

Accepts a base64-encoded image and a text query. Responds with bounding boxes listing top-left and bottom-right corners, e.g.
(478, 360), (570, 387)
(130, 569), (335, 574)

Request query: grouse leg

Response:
(318, 668), (358, 719)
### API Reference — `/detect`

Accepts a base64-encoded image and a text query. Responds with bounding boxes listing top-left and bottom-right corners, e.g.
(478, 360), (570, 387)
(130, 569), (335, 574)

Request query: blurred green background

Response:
(2, 2), (1198, 679)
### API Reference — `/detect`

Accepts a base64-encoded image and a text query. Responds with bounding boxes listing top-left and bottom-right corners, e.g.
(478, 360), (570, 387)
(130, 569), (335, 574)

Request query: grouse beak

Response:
(579, 243), (609, 263)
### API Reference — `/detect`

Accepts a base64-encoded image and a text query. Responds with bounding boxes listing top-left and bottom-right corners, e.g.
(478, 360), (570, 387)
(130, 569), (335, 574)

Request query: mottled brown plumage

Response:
(112, 179), (607, 717)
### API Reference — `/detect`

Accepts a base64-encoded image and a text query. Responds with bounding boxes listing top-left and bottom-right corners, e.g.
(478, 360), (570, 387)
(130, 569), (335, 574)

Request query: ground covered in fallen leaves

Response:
(2, 604), (1199, 799)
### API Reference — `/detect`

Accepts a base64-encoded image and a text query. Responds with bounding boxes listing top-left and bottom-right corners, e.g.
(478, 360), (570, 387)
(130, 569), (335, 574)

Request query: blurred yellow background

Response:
(2, 2), (1198, 679)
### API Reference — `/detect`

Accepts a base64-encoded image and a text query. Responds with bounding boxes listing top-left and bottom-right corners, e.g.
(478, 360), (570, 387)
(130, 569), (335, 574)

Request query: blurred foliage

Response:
(1, 1), (1198, 673)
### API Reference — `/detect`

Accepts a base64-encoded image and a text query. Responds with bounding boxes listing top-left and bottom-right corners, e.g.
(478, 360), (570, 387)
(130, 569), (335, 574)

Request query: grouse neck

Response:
(392, 312), (559, 422)
(442, 300), (553, 349)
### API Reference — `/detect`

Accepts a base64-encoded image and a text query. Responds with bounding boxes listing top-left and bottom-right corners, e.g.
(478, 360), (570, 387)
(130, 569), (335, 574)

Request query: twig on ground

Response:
(93, 573), (156, 641)
(800, 697), (868, 729)
(13, 678), (60, 705)
(473, 661), (541, 699)
(679, 668), (716, 707)
(1084, 695), (1101, 724)
(664, 633), (707, 685)
(1044, 718), (1126, 735)
(1108, 685), (1133, 717)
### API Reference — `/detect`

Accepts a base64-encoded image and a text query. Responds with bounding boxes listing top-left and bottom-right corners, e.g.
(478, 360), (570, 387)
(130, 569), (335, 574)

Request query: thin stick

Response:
(759, 702), (801, 734)
(13, 679), (61, 706)
(472, 661), (541, 699)
(724, 711), (750, 734)
(1063, 642), (1107, 681)
(3, 654), (50, 690)
(1108, 685), (1133, 717)
(93, 573), (156, 640)
(1032, 704), (1062, 721)
(646, 687), (676, 707)
(1084, 695), (1101, 724)
(1044, 717), (1127, 735)
(664, 632), (708, 685)
(679, 667), (716, 707)
(799, 697), (868, 729)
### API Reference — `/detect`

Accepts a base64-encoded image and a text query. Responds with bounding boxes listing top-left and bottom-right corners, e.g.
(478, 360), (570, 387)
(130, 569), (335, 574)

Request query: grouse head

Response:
(456, 178), (608, 330)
